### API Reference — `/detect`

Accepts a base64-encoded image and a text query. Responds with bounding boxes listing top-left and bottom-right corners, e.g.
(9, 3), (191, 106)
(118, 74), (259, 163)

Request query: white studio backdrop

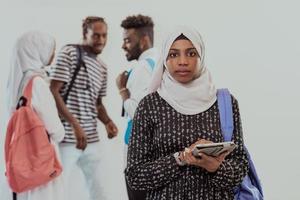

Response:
(0, 0), (299, 199)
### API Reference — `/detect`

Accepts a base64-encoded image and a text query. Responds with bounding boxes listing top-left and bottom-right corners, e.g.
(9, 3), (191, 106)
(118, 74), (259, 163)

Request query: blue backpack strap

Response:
(217, 88), (234, 141)
(217, 88), (264, 199)
(145, 58), (156, 71)
(124, 120), (133, 145)
(127, 68), (133, 76)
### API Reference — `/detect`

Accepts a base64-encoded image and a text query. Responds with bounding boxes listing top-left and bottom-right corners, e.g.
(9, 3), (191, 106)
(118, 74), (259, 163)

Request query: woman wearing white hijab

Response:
(5, 31), (65, 200)
(125, 26), (248, 199)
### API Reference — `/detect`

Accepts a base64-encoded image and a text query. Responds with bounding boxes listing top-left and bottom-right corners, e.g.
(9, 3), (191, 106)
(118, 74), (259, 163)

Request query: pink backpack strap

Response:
(21, 76), (38, 107)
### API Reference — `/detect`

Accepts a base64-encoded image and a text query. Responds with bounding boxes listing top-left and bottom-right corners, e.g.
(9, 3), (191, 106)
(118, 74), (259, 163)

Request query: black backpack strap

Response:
(16, 96), (28, 110)
(13, 192), (17, 200)
(63, 44), (82, 102)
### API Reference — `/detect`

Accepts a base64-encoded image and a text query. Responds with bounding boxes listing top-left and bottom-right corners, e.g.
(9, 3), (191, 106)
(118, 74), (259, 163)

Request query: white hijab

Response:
(149, 26), (217, 115)
(6, 31), (55, 116)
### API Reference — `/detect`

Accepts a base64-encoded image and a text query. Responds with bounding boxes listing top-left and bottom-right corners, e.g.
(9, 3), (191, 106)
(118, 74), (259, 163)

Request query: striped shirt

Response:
(50, 45), (107, 143)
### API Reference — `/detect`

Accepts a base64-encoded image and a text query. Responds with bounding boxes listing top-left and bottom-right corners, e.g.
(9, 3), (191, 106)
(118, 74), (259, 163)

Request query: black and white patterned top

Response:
(50, 45), (107, 143)
(126, 92), (248, 200)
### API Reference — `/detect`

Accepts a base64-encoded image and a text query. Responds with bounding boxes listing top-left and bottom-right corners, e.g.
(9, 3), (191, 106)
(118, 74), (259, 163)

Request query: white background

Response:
(0, 0), (299, 199)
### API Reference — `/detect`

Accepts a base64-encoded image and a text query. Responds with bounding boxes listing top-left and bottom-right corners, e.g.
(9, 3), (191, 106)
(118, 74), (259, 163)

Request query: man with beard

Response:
(50, 16), (118, 200)
(116, 14), (158, 200)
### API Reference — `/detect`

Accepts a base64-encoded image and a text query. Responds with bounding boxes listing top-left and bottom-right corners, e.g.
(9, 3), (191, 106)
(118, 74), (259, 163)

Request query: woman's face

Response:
(166, 39), (200, 84)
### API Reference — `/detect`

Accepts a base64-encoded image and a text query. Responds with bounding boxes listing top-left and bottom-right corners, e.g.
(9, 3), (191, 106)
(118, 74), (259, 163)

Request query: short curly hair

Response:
(82, 16), (107, 39)
(121, 14), (154, 44)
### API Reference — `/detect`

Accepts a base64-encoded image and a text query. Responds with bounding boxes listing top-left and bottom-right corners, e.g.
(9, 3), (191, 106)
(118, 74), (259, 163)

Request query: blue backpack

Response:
(217, 89), (264, 200)
(124, 58), (156, 145)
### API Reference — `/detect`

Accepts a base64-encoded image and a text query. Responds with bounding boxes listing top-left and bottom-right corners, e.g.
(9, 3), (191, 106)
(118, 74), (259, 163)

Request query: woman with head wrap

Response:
(125, 26), (248, 199)
(5, 31), (65, 200)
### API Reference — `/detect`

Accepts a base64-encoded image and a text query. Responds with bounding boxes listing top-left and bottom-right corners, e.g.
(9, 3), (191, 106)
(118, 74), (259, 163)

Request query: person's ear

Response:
(139, 35), (150, 51)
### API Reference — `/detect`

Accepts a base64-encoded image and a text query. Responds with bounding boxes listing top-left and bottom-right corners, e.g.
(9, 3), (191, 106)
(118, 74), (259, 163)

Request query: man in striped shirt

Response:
(50, 16), (118, 200)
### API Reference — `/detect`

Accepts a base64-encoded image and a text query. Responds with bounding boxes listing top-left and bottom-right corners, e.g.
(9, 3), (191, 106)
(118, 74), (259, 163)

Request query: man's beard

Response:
(126, 44), (142, 61)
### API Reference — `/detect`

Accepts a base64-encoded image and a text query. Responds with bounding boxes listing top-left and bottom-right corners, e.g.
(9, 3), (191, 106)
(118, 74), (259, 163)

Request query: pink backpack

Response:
(4, 76), (62, 193)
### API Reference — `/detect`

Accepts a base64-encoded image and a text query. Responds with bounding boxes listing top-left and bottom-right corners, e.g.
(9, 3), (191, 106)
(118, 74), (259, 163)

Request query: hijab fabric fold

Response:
(6, 31), (55, 116)
(149, 26), (217, 115)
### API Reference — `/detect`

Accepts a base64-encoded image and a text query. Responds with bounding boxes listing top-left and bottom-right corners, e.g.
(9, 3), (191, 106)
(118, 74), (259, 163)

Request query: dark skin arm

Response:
(50, 80), (87, 150)
(116, 71), (130, 101)
(180, 139), (228, 172)
(97, 97), (118, 138)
